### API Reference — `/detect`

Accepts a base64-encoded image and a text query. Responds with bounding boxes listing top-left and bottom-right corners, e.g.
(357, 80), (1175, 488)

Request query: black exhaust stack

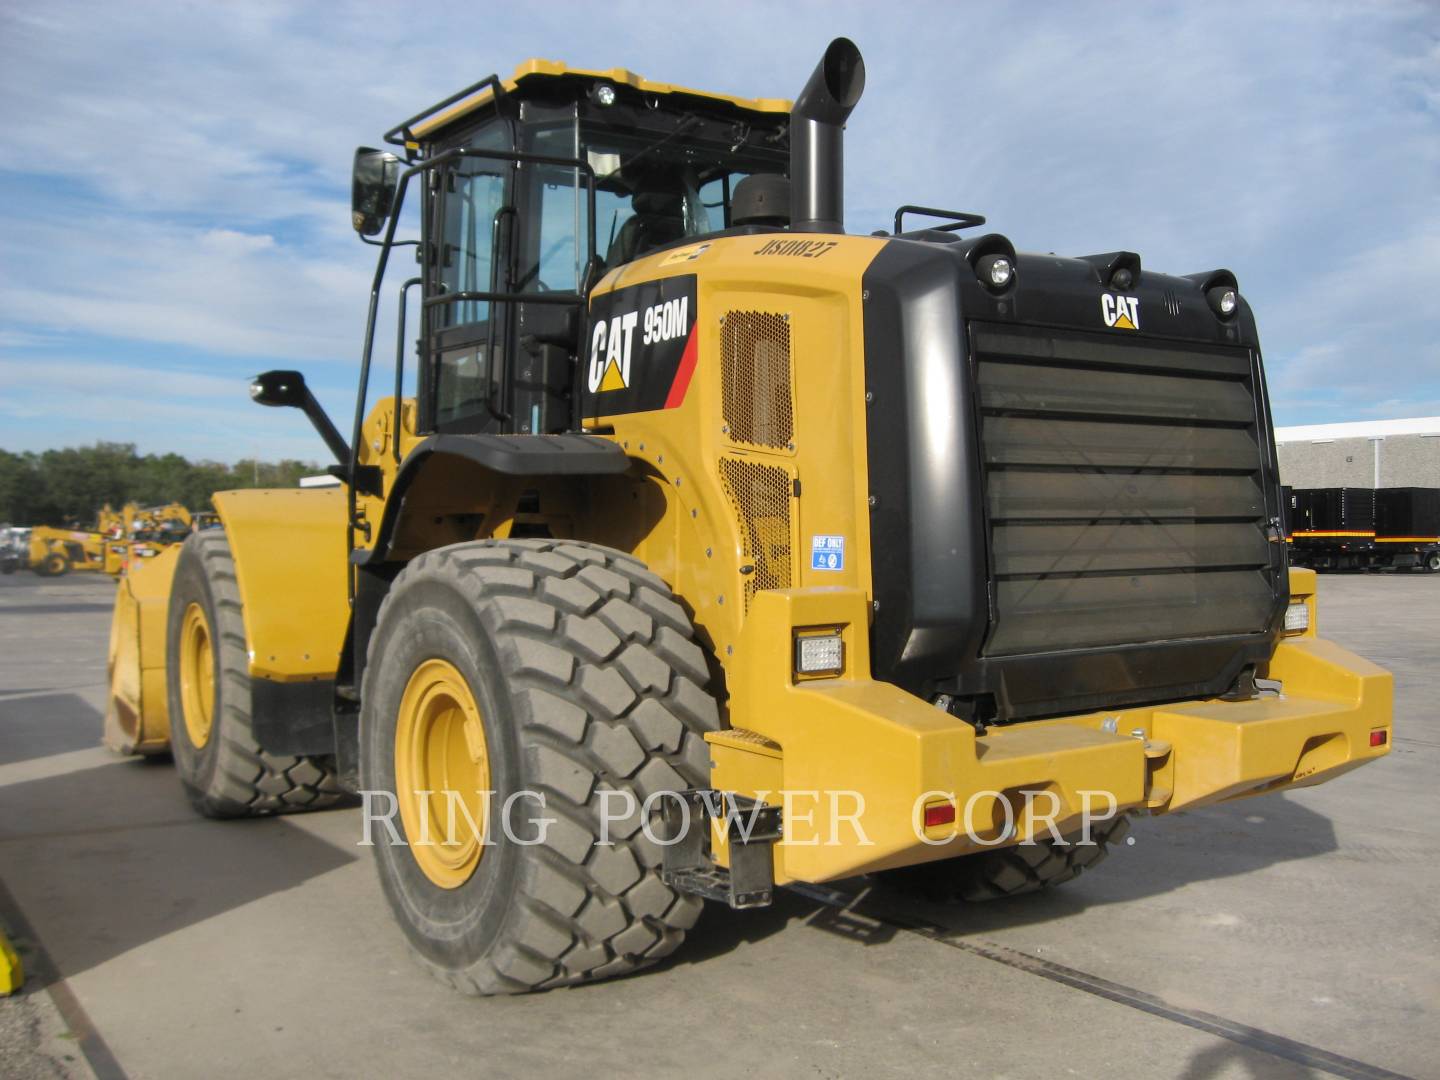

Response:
(791, 38), (866, 234)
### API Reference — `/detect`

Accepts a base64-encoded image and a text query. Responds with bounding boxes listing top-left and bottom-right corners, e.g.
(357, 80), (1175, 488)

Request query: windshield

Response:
(584, 120), (784, 270)
(506, 107), (787, 290)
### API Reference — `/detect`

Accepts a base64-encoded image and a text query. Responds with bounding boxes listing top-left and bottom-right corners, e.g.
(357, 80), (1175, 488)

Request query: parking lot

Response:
(1, 568), (1436, 1080)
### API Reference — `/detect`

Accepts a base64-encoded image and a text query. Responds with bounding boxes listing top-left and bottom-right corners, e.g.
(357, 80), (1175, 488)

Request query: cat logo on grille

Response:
(1101, 293), (1140, 330)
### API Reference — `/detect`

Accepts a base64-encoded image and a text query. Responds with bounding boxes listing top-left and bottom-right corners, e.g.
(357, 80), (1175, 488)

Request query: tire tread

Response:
(173, 531), (346, 817)
(364, 539), (719, 995)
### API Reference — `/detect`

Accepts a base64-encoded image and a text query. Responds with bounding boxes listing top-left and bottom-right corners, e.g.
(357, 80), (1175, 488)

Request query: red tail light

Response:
(1370, 729), (1388, 748)
(923, 802), (957, 828)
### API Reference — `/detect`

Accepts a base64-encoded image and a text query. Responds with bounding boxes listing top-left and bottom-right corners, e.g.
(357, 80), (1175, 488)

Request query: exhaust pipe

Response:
(791, 38), (866, 234)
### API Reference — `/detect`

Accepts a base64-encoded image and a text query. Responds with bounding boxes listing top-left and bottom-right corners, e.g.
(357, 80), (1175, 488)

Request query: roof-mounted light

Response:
(976, 253), (1015, 292)
(1191, 270), (1240, 322)
(1207, 285), (1238, 318)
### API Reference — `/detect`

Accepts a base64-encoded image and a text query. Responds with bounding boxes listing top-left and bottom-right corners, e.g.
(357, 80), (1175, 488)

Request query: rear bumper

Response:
(717, 586), (1392, 886)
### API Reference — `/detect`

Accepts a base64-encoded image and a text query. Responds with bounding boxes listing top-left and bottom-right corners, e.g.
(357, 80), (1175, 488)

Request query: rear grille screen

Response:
(718, 456), (794, 610)
(972, 324), (1275, 656)
(721, 311), (794, 450)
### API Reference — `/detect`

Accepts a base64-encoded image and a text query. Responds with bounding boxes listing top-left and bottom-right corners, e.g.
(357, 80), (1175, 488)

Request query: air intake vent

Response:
(721, 311), (794, 449)
(971, 322), (1276, 657)
(718, 457), (794, 609)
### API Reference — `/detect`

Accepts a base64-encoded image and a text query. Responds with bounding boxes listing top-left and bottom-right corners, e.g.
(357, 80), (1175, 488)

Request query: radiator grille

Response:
(718, 457), (794, 609)
(721, 311), (793, 449)
(973, 324), (1275, 657)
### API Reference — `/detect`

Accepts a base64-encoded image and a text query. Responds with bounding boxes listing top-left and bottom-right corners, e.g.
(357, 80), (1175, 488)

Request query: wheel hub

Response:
(394, 658), (492, 889)
(178, 602), (215, 748)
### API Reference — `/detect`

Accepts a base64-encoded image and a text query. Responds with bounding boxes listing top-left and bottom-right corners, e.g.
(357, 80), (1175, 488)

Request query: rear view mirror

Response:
(249, 370), (308, 408)
(249, 370), (353, 468)
(352, 147), (400, 236)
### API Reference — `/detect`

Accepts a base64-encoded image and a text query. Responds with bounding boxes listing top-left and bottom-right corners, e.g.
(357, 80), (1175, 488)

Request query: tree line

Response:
(0, 443), (323, 527)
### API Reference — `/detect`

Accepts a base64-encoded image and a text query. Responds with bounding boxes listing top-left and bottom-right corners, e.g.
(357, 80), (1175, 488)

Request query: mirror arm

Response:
(298, 385), (352, 467)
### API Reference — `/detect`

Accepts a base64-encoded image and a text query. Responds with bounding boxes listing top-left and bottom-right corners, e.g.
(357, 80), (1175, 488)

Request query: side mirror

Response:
(352, 147), (400, 237)
(249, 370), (352, 468)
(249, 369), (308, 408)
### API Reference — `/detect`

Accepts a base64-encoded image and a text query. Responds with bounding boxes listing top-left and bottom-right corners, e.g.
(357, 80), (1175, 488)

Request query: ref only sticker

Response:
(811, 535), (845, 571)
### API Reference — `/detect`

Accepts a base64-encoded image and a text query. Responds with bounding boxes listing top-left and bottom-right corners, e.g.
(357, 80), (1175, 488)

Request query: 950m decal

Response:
(583, 274), (699, 416)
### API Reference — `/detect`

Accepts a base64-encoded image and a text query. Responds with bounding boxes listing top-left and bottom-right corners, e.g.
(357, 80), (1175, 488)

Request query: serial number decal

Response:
(755, 238), (839, 258)
(583, 274), (699, 417)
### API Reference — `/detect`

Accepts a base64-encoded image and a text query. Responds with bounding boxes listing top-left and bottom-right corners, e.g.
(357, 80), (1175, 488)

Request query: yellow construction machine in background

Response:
(24, 525), (110, 576)
(10, 502), (205, 578)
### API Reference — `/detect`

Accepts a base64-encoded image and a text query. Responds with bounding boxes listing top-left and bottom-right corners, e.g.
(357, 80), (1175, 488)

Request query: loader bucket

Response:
(104, 545), (181, 755)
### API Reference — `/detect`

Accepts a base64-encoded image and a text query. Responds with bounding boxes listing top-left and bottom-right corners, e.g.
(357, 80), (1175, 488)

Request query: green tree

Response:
(0, 443), (324, 527)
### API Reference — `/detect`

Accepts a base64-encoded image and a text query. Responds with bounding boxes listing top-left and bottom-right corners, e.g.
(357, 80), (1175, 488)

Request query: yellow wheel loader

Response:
(107, 39), (1392, 993)
(25, 525), (109, 576)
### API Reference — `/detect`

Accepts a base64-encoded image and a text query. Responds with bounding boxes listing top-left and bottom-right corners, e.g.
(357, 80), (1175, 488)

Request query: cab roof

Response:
(405, 57), (792, 144)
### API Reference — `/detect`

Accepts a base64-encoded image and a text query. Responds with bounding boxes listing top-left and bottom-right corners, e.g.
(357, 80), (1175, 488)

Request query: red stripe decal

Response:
(664, 323), (699, 409)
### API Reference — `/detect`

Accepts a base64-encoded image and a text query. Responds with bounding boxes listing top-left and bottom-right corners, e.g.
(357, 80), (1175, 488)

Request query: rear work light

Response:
(975, 253), (1014, 291)
(1370, 729), (1388, 748)
(794, 630), (844, 678)
(1283, 602), (1309, 635)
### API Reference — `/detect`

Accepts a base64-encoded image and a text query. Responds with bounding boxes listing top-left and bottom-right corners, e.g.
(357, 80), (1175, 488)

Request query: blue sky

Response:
(1, 1), (1436, 464)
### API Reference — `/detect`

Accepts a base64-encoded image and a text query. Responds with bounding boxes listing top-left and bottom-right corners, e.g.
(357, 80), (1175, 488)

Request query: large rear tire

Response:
(361, 539), (719, 995)
(166, 531), (346, 818)
(880, 815), (1131, 902)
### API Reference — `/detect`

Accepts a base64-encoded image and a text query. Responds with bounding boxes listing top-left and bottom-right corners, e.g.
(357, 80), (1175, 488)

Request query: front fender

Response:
(213, 488), (350, 682)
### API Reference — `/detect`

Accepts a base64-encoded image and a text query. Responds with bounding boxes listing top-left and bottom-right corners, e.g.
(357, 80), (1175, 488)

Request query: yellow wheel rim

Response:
(178, 602), (215, 749)
(394, 658), (492, 889)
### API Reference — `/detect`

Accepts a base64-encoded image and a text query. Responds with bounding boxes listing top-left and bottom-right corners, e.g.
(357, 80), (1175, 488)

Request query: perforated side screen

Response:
(721, 311), (794, 450)
(718, 456), (794, 609)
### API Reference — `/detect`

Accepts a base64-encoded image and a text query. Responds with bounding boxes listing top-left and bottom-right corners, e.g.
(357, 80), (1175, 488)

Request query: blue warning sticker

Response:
(811, 534), (845, 571)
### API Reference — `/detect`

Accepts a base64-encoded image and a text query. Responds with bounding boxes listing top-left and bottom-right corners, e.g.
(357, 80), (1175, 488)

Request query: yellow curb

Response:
(0, 928), (23, 993)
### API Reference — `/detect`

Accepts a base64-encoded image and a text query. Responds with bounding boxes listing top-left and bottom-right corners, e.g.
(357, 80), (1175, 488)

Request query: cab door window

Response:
(438, 162), (506, 328)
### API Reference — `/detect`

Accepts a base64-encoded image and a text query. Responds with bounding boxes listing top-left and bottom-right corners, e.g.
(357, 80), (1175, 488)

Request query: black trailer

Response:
(1373, 487), (1440, 572)
(1287, 487), (1376, 571)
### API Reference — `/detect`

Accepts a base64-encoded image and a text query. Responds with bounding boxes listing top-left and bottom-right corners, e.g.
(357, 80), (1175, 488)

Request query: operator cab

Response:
(357, 62), (792, 440)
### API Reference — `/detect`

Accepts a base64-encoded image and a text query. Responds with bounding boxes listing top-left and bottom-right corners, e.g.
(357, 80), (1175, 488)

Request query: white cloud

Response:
(0, 211), (370, 361)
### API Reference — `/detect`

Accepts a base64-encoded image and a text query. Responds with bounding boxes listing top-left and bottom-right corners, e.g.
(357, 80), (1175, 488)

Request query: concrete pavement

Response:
(1, 568), (1435, 1079)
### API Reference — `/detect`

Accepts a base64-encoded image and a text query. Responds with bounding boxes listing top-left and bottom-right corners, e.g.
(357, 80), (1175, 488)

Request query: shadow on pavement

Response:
(0, 755), (358, 984)
(0, 692), (109, 766)
(861, 792), (1337, 939)
(1181, 1040), (1322, 1079)
(648, 792), (1340, 974)
(0, 603), (117, 616)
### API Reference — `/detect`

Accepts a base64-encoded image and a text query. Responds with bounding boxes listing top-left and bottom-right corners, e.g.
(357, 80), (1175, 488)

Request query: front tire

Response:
(165, 531), (346, 817)
(361, 540), (719, 995)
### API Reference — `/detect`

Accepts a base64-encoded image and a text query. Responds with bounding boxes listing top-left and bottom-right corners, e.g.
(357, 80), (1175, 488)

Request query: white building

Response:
(1274, 416), (1440, 489)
